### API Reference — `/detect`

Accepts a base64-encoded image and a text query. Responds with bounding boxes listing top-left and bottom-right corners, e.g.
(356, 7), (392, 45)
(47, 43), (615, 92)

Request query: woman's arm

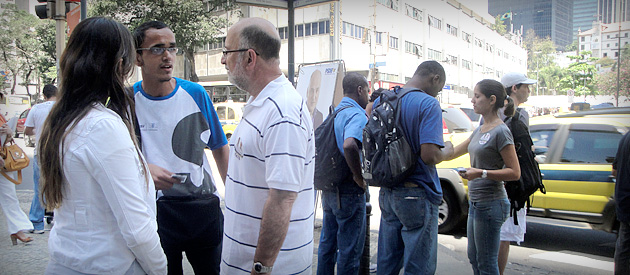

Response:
(460, 144), (521, 181)
(445, 136), (471, 161)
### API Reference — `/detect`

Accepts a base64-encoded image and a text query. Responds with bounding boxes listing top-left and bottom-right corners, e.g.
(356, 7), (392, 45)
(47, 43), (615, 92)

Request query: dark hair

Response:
(476, 79), (515, 116)
(370, 88), (386, 102)
(133, 21), (170, 50)
(42, 84), (57, 99)
(38, 17), (139, 209)
(504, 83), (523, 96)
(342, 72), (367, 95)
(239, 25), (280, 60)
(413, 60), (446, 80)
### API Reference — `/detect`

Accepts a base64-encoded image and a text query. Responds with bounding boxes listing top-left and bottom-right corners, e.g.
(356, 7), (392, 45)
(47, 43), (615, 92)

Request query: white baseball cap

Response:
(501, 72), (537, 88)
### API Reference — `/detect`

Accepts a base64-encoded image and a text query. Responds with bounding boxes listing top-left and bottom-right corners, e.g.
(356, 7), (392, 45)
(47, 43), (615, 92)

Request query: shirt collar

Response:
(246, 75), (289, 108)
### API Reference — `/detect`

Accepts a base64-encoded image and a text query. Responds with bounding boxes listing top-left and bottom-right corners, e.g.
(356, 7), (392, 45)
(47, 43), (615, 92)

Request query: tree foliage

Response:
(492, 14), (507, 35)
(597, 44), (630, 105)
(559, 51), (599, 98)
(0, 4), (42, 96)
(90, 0), (236, 82)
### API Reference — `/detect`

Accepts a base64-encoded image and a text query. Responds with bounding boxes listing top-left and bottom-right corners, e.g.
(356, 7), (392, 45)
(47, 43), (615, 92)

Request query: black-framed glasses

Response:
(137, 47), (179, 55)
(222, 48), (260, 56)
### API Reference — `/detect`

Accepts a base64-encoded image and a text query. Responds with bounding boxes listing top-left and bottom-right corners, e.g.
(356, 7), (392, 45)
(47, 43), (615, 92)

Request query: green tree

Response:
(559, 51), (599, 99)
(35, 20), (57, 86)
(538, 64), (565, 95)
(597, 44), (630, 105)
(565, 40), (578, 52)
(90, 0), (236, 82)
(523, 29), (557, 94)
(0, 4), (42, 96)
(492, 14), (507, 35)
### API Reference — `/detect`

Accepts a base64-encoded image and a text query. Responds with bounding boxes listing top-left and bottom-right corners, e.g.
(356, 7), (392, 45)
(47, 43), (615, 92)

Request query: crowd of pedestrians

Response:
(1, 15), (629, 275)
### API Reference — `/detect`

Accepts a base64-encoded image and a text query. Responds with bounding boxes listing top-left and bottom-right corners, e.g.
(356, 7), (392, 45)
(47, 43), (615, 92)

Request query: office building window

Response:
(462, 59), (472, 70)
(277, 20), (330, 40)
(428, 15), (442, 30)
(462, 31), (471, 43)
(342, 21), (365, 40)
(581, 36), (585, 42)
(581, 45), (585, 50)
(446, 24), (458, 36)
(474, 38), (483, 48)
(405, 4), (422, 21)
(405, 41), (423, 56)
(376, 32), (383, 45)
(389, 36), (399, 49)
(377, 0), (399, 11)
(427, 48), (442, 61)
(446, 54), (457, 65)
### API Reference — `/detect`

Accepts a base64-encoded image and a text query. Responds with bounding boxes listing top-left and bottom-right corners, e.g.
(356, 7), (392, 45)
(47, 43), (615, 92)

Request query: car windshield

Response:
(460, 107), (480, 122)
(442, 107), (473, 132)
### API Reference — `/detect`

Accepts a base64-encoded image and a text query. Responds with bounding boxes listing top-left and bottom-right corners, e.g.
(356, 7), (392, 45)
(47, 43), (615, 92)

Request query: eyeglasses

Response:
(222, 48), (260, 56)
(137, 47), (179, 55)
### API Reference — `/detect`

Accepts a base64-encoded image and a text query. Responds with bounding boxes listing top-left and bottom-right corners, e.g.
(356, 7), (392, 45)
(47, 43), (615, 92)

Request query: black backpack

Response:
(361, 87), (418, 187)
(504, 109), (546, 225)
(314, 106), (352, 191)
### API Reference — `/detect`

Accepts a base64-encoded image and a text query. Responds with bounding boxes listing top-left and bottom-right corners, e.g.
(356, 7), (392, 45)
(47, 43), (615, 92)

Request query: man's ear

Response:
(135, 52), (144, 67)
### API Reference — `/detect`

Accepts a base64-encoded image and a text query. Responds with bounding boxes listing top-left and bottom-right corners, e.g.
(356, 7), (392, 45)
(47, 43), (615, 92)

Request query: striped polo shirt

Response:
(221, 75), (315, 274)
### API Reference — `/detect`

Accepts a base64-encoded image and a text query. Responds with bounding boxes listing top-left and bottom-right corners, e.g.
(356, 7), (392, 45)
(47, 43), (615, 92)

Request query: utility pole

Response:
(54, 0), (66, 85)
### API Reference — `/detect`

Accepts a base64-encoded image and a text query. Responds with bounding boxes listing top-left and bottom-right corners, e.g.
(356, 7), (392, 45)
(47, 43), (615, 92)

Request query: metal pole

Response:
(288, 0), (295, 85)
(54, 0), (66, 85)
(617, 24), (621, 107)
(80, 0), (86, 21)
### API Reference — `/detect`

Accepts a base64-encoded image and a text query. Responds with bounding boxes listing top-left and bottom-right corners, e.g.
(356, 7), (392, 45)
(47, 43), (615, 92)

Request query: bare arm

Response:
(445, 137), (471, 161)
(343, 137), (365, 189)
(211, 144), (230, 184)
(252, 188), (297, 272)
(460, 144), (521, 181)
(24, 126), (35, 136)
(147, 163), (179, 190)
(420, 141), (454, 166)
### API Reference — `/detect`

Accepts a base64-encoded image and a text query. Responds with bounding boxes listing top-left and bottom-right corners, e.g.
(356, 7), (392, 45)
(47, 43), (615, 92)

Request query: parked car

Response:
(214, 100), (245, 141)
(15, 108), (35, 147)
(436, 107), (630, 233)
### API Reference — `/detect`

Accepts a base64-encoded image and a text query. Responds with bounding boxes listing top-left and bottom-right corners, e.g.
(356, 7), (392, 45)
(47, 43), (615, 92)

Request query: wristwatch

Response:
(481, 169), (488, 179)
(253, 262), (273, 274)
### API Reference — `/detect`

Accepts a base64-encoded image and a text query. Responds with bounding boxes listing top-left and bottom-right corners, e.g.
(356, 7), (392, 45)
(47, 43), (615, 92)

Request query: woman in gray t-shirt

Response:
(446, 79), (521, 275)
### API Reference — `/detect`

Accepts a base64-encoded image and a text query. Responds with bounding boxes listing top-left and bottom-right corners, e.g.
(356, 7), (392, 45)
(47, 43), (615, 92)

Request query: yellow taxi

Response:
(214, 100), (245, 141)
(436, 107), (630, 233)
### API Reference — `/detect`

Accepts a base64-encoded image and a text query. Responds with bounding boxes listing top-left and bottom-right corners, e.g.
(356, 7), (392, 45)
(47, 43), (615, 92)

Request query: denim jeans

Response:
(317, 191), (366, 275)
(467, 198), (510, 275)
(377, 187), (438, 275)
(29, 155), (45, 230)
(615, 221), (630, 275)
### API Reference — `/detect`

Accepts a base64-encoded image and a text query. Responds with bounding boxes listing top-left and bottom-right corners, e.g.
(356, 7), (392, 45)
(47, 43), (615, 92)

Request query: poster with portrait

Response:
(295, 61), (344, 130)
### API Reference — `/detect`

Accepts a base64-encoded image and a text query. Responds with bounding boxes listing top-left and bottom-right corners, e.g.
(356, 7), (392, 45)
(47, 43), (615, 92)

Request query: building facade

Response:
(599, 0), (630, 23)
(191, 0), (527, 100)
(574, 0), (599, 40)
(488, 0), (573, 48)
(578, 21), (630, 60)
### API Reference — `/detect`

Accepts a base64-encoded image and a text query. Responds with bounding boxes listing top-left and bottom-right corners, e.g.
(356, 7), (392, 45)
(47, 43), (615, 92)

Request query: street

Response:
(1, 137), (616, 274)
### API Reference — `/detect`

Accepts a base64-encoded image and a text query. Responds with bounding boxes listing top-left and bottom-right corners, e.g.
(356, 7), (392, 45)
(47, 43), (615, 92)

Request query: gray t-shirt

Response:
(467, 123), (514, 202)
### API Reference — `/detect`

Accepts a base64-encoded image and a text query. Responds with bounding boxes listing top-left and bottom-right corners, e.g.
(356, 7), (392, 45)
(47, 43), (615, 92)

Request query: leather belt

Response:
(403, 182), (419, 188)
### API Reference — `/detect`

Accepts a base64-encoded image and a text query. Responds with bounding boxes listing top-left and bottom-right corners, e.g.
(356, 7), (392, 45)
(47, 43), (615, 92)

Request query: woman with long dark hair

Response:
(446, 79), (521, 275)
(38, 17), (166, 274)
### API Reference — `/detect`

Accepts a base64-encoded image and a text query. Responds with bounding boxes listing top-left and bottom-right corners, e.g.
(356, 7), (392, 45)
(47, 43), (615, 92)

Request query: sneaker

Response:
(29, 229), (45, 234)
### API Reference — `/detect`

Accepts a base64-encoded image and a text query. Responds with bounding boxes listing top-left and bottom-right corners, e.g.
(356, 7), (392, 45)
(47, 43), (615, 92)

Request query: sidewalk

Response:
(0, 189), (472, 274)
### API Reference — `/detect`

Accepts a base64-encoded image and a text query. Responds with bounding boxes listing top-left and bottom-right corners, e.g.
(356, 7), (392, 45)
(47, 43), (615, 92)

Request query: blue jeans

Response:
(29, 155), (45, 230)
(615, 221), (630, 275)
(317, 191), (366, 275)
(377, 187), (438, 275)
(467, 199), (510, 275)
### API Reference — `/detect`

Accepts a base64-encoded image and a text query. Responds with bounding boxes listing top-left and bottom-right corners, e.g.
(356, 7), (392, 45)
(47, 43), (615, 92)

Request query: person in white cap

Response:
(498, 72), (536, 275)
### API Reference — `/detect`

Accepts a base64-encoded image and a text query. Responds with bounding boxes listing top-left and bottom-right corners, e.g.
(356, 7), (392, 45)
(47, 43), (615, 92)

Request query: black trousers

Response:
(157, 194), (224, 275)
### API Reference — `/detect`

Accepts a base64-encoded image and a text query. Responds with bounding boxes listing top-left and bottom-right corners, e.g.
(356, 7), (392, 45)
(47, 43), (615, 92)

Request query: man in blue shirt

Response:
(317, 72), (369, 274)
(375, 61), (454, 274)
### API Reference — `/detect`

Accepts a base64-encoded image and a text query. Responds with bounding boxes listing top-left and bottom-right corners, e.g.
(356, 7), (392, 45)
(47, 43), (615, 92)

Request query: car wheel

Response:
(438, 187), (462, 234)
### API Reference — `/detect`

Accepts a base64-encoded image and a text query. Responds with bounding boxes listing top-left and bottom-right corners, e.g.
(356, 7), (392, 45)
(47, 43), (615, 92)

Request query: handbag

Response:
(1, 140), (30, 185)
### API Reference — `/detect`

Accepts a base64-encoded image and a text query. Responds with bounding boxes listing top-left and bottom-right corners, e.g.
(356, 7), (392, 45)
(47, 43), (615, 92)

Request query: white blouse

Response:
(47, 104), (166, 275)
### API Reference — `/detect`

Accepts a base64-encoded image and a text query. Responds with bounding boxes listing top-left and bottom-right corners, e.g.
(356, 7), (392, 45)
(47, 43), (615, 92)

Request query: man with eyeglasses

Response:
(219, 18), (315, 274)
(132, 21), (229, 275)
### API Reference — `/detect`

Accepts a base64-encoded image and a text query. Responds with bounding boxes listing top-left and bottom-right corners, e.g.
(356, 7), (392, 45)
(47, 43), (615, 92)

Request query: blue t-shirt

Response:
(374, 88), (444, 205)
(333, 97), (368, 194)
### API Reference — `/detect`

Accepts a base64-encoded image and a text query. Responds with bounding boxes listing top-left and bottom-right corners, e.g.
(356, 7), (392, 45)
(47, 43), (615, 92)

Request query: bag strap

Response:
(1, 169), (22, 185)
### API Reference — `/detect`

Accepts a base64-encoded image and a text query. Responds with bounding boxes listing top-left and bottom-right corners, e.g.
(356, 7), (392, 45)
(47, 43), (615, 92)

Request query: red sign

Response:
(66, 5), (80, 36)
